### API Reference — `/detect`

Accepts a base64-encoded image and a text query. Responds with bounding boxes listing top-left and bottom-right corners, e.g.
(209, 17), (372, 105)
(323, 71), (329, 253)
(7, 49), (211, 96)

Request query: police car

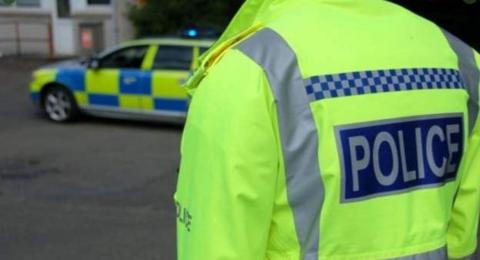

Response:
(29, 37), (213, 123)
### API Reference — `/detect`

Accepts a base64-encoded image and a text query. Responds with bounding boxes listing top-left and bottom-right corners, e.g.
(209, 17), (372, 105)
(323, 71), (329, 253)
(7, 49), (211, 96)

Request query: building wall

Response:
(0, 0), (135, 57)
(115, 0), (136, 43)
(0, 0), (53, 56)
(52, 19), (76, 56)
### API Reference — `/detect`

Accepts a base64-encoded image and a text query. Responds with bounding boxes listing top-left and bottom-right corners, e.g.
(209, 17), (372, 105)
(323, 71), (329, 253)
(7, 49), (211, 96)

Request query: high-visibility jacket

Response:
(175, 0), (480, 259)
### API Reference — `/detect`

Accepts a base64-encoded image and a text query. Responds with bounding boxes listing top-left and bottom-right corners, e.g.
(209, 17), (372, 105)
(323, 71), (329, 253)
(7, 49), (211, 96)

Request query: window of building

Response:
(16, 0), (40, 6)
(0, 0), (40, 6)
(57, 0), (70, 18)
(87, 0), (111, 5)
(100, 46), (149, 69)
(153, 46), (193, 71)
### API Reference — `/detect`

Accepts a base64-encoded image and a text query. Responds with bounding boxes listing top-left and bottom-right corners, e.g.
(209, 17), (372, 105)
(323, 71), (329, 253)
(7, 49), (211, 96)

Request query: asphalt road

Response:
(0, 57), (180, 260)
(2, 57), (480, 260)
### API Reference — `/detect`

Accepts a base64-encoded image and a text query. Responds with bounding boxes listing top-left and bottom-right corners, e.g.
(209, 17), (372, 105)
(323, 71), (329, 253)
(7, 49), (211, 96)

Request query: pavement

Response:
(0, 57), (179, 260)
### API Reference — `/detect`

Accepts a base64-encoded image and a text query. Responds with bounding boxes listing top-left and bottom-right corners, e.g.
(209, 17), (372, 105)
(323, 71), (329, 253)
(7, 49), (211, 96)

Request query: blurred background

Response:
(0, 0), (243, 58)
(0, 0), (478, 58)
(0, 0), (478, 260)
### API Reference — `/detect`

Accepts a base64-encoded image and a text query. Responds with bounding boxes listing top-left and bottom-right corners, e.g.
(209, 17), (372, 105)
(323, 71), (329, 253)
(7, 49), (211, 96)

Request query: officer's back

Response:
(176, 1), (480, 259)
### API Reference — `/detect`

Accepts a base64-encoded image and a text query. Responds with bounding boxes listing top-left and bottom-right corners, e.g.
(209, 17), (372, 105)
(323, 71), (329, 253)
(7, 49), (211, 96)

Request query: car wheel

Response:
(42, 86), (79, 122)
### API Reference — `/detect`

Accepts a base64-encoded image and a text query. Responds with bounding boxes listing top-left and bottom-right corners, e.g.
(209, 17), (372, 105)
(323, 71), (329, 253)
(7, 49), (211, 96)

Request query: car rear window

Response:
(153, 46), (193, 71)
(200, 47), (209, 55)
(100, 45), (149, 69)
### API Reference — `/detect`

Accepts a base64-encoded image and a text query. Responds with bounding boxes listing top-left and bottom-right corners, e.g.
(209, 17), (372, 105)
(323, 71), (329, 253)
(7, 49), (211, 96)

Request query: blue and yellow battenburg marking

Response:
(51, 68), (189, 113)
(30, 92), (41, 102)
(336, 114), (464, 202)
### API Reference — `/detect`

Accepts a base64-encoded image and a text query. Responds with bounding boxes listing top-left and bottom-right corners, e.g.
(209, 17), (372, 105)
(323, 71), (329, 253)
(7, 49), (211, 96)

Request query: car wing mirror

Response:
(88, 57), (100, 70)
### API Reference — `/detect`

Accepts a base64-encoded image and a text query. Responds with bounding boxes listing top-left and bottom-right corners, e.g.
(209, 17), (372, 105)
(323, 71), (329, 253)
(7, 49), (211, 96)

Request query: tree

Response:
(127, 0), (243, 38)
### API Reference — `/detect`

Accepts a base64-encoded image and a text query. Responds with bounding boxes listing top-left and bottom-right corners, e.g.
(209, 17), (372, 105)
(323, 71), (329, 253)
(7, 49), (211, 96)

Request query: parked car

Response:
(29, 38), (213, 123)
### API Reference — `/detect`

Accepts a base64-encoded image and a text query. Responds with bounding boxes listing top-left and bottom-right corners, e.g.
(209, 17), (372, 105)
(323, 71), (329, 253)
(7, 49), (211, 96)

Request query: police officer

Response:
(175, 0), (480, 259)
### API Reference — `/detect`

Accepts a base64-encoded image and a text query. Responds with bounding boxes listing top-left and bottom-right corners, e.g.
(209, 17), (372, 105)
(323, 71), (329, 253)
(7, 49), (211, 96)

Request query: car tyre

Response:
(42, 86), (79, 123)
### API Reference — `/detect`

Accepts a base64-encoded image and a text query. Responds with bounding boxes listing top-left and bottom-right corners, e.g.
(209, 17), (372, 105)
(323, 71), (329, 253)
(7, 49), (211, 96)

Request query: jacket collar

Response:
(185, 0), (290, 94)
(185, 0), (353, 93)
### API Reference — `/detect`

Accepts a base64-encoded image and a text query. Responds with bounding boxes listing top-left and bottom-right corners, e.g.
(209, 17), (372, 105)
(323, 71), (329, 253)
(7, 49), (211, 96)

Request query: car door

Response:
(147, 45), (194, 116)
(86, 45), (150, 111)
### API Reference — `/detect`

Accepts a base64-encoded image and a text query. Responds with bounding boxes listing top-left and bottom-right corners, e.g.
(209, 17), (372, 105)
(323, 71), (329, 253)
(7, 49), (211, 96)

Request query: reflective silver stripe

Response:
(450, 254), (475, 260)
(442, 29), (480, 134)
(453, 253), (475, 260)
(391, 246), (447, 260)
(237, 28), (324, 259)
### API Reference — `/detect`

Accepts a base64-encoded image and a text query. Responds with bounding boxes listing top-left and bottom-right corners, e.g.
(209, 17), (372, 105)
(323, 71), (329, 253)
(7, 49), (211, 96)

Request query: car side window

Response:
(199, 47), (209, 55)
(153, 46), (193, 71)
(100, 45), (149, 69)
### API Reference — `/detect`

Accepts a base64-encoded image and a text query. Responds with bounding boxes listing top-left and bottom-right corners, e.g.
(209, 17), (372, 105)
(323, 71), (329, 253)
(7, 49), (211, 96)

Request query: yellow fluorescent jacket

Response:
(175, 0), (480, 259)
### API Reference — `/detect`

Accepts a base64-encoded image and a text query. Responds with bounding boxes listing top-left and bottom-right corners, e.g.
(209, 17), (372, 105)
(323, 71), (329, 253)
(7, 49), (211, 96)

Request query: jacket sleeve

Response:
(175, 49), (279, 259)
(447, 51), (480, 259)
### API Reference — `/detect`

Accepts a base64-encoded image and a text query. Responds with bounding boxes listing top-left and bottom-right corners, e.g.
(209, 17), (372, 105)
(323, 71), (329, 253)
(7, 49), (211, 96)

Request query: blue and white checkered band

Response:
(304, 68), (466, 101)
